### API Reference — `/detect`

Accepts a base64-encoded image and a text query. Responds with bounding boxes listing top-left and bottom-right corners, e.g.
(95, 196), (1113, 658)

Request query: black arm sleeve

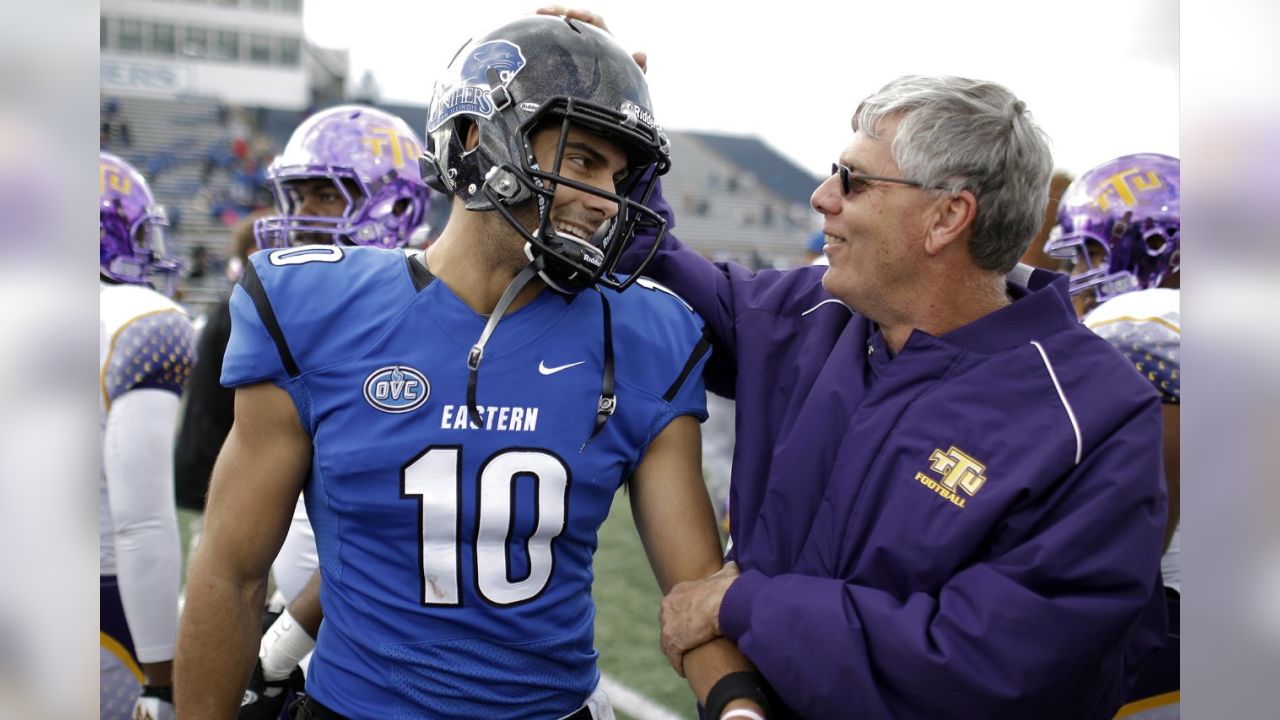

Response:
(173, 298), (235, 511)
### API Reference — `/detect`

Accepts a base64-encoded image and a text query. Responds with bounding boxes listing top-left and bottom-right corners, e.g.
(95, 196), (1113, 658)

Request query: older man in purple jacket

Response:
(625, 75), (1168, 719)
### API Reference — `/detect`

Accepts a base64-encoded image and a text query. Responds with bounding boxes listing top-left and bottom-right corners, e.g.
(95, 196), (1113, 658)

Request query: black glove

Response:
(237, 660), (304, 720)
(132, 685), (174, 720)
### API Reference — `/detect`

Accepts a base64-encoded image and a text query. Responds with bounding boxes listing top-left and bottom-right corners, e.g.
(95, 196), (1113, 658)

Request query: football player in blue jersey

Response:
(1046, 153), (1181, 719)
(99, 151), (197, 720)
(176, 15), (765, 720)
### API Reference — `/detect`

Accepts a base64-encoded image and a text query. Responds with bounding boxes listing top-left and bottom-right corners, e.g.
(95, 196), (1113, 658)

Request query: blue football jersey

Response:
(222, 245), (710, 719)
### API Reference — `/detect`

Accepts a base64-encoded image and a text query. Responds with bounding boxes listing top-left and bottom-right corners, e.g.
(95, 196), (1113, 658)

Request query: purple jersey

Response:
(621, 185), (1168, 719)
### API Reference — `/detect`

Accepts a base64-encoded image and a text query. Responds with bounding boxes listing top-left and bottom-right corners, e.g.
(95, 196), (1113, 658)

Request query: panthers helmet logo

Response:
(428, 40), (528, 131)
(460, 40), (526, 87)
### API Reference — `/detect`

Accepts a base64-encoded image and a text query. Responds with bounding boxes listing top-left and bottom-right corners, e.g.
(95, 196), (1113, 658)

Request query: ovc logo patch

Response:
(364, 365), (430, 414)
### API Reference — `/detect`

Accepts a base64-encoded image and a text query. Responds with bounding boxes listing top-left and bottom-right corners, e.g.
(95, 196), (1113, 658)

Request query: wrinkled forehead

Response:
(839, 125), (901, 174)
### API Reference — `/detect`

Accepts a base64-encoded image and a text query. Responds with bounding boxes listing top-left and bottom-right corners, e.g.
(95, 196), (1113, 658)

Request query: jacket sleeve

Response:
(619, 179), (749, 395)
(718, 399), (1168, 719)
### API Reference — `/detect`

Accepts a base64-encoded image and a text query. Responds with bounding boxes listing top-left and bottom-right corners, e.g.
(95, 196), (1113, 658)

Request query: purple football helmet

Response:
(99, 152), (180, 295)
(1045, 153), (1179, 302)
(255, 105), (431, 249)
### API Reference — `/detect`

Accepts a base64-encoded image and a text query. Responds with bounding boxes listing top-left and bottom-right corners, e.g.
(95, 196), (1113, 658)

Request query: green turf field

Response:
(593, 490), (706, 720)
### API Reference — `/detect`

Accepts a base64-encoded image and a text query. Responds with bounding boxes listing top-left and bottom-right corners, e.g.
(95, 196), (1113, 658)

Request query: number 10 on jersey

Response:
(401, 446), (570, 606)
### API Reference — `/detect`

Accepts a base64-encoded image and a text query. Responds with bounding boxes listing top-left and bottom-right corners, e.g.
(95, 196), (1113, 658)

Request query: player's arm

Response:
(175, 382), (312, 719)
(103, 388), (184, 693)
(631, 415), (768, 718)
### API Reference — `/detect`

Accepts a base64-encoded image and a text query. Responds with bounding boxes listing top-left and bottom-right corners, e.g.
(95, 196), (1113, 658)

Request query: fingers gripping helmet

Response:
(255, 105), (432, 249)
(421, 15), (671, 293)
(99, 152), (181, 295)
(1045, 153), (1179, 302)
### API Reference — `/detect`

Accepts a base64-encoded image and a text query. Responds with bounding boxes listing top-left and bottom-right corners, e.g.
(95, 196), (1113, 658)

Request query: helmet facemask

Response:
(256, 168), (425, 249)
(99, 152), (182, 296)
(1045, 153), (1180, 307)
(477, 100), (669, 294)
(100, 199), (180, 296)
(419, 15), (673, 443)
(255, 105), (432, 250)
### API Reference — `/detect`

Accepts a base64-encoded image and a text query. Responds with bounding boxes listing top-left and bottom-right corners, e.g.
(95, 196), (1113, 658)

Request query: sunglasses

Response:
(830, 163), (933, 195)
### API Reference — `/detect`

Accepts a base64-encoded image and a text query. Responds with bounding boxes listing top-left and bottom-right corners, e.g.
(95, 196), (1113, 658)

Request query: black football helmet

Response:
(421, 14), (671, 294)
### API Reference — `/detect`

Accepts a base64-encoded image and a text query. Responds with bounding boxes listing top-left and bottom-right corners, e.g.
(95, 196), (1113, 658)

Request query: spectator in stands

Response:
(100, 98), (131, 148)
(800, 228), (825, 265)
(186, 245), (211, 281)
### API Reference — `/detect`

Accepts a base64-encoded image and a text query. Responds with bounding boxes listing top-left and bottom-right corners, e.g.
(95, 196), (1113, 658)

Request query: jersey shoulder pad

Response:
(606, 277), (710, 404)
(1084, 289), (1180, 403)
(222, 245), (418, 387)
(101, 286), (195, 404)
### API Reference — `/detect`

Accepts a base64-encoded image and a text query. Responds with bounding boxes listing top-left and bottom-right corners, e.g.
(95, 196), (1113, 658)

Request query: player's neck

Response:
(425, 221), (545, 317)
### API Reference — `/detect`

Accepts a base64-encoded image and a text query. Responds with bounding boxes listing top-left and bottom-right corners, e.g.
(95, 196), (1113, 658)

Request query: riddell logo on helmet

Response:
(619, 101), (655, 128)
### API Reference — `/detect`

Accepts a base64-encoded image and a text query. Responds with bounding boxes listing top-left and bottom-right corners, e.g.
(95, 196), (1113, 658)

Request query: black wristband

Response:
(704, 671), (770, 720)
(140, 684), (174, 703)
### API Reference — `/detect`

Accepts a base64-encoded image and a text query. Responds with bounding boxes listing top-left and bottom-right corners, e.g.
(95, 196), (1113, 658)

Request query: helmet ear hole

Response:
(460, 119), (480, 153)
(1144, 231), (1169, 256)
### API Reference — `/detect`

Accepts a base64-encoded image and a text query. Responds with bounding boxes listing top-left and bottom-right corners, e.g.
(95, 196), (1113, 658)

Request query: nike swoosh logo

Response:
(539, 360), (586, 375)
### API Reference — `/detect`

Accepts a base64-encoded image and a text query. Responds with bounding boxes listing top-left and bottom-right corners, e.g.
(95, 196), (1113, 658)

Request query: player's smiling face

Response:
(528, 123), (628, 241)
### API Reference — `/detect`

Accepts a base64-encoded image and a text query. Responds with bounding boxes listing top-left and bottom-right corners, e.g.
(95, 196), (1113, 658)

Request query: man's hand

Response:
(536, 6), (648, 72)
(660, 562), (740, 676)
(237, 661), (303, 720)
(132, 686), (175, 720)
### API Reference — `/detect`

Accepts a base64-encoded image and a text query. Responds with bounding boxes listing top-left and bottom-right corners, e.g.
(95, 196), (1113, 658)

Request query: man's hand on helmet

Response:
(536, 6), (648, 72)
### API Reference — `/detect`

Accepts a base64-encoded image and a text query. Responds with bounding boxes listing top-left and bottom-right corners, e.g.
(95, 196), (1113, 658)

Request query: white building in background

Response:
(100, 0), (343, 109)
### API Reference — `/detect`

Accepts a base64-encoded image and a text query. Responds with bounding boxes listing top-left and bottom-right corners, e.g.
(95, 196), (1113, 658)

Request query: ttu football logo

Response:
(364, 366), (430, 414)
(914, 446), (987, 509)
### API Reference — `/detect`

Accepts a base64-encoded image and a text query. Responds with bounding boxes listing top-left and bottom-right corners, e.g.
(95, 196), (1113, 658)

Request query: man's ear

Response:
(463, 120), (479, 151)
(924, 189), (977, 256)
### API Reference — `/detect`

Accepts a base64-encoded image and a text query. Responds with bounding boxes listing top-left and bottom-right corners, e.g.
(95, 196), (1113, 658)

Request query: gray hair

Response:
(852, 75), (1054, 273)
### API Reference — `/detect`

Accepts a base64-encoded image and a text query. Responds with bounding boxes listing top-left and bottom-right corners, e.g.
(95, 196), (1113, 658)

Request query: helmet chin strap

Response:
(522, 232), (605, 294)
(466, 263), (539, 429)
(465, 253), (617, 445)
(583, 290), (616, 448)
(467, 165), (618, 441)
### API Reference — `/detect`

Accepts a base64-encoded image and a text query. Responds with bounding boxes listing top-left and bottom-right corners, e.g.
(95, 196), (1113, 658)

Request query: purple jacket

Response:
(622, 189), (1168, 719)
